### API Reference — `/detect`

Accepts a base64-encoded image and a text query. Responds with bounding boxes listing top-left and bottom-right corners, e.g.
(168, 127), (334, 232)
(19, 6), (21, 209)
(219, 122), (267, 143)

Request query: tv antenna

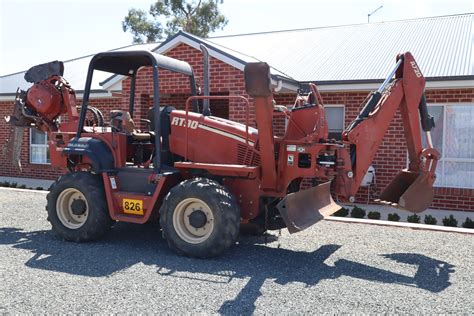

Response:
(368, 5), (383, 23)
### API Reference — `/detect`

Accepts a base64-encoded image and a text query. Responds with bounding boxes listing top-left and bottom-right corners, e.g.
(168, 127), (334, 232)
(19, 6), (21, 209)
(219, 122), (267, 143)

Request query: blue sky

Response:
(0, 0), (472, 75)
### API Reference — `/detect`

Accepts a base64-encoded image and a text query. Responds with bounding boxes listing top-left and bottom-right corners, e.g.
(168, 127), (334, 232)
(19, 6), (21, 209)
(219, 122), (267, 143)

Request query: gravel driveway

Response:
(0, 188), (473, 314)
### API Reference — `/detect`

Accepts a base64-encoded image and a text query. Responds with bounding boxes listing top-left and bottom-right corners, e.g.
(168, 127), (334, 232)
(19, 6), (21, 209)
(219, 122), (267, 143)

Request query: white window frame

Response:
(29, 129), (50, 165)
(426, 103), (474, 189)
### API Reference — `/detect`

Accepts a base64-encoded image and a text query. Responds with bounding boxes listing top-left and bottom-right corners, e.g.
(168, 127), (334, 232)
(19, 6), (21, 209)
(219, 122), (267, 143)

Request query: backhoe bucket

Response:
(277, 181), (340, 234)
(378, 170), (434, 213)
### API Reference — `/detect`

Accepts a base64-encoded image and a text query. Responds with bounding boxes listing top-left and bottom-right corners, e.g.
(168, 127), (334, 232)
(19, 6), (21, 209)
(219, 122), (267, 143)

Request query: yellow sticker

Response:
(122, 198), (144, 215)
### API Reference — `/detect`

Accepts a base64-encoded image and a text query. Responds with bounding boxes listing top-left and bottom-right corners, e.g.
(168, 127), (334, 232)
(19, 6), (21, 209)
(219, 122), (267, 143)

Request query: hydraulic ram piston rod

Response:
(346, 55), (404, 132)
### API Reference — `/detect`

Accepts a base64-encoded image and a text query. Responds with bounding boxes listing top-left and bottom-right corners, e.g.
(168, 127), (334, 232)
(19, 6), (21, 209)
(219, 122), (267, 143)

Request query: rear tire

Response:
(160, 178), (240, 258)
(46, 172), (114, 242)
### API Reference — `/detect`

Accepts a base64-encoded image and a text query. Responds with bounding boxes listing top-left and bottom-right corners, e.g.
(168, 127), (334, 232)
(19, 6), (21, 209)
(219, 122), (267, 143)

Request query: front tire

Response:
(46, 172), (113, 242)
(160, 178), (240, 258)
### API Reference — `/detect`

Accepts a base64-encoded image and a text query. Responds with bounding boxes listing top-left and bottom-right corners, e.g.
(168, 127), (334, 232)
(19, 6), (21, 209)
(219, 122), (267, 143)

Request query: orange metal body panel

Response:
(49, 131), (128, 170)
(102, 172), (181, 224)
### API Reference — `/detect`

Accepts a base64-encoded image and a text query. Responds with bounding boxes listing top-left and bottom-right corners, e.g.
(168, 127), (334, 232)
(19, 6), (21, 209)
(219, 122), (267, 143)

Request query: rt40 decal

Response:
(410, 61), (422, 78)
(171, 117), (199, 129)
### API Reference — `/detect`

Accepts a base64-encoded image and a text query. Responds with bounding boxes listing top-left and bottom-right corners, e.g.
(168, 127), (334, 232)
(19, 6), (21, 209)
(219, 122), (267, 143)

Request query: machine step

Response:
(114, 168), (157, 194)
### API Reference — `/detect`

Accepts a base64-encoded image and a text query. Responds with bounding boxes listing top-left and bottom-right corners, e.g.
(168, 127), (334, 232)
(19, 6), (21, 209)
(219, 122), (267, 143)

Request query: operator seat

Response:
(110, 110), (155, 166)
(109, 110), (152, 141)
(147, 105), (176, 166)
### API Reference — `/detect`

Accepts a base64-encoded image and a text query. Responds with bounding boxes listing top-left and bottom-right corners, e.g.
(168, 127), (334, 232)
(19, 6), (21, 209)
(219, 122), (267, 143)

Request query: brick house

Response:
(1, 14), (473, 211)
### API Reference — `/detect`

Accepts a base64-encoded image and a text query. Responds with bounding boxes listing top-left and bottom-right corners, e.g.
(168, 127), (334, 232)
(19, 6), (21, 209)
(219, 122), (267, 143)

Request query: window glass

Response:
(31, 129), (47, 144)
(444, 161), (474, 188)
(445, 105), (474, 159)
(325, 106), (344, 139)
(30, 129), (50, 164)
(423, 104), (474, 189)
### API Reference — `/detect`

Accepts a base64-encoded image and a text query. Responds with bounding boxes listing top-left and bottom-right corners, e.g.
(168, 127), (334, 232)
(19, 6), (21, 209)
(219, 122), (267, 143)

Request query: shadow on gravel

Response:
(0, 225), (455, 314)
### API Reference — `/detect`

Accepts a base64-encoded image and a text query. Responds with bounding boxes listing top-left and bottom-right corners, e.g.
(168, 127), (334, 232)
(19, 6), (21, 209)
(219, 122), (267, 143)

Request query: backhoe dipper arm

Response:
(339, 52), (439, 212)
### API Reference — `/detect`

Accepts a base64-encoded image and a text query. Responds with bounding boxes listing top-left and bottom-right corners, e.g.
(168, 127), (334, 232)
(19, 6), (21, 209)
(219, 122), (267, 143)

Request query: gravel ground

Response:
(0, 188), (473, 314)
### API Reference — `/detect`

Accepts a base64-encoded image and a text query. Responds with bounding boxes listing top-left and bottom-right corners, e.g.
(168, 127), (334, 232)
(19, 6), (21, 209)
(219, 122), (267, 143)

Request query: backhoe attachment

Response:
(343, 52), (440, 213)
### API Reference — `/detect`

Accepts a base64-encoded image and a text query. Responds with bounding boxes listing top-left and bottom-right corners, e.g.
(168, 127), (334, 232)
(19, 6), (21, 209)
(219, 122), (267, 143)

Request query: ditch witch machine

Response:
(4, 50), (439, 258)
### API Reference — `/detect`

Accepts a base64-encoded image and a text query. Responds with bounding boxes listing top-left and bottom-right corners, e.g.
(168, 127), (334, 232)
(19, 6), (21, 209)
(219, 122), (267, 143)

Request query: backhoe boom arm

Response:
(339, 52), (440, 212)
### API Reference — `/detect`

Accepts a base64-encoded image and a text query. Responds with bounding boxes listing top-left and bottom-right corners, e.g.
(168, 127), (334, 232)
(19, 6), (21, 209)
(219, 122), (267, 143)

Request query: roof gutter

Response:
(301, 75), (474, 86)
(300, 75), (474, 92)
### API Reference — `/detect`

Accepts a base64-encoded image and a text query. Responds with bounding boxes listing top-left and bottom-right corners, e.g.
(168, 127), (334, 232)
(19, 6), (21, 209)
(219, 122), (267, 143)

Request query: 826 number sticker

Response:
(122, 199), (144, 215)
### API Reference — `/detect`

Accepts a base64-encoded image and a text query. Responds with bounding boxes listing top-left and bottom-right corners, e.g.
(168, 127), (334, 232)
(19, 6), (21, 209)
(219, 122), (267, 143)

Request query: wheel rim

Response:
(172, 198), (214, 244)
(56, 188), (89, 229)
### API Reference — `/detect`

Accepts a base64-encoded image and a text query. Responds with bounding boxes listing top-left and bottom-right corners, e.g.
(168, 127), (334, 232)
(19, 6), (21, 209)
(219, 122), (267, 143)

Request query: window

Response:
(30, 129), (50, 164)
(325, 105), (345, 140)
(423, 104), (474, 189)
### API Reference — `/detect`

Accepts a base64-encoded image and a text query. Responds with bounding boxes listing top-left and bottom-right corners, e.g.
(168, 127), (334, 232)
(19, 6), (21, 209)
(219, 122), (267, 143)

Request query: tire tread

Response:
(46, 172), (113, 242)
(160, 177), (240, 258)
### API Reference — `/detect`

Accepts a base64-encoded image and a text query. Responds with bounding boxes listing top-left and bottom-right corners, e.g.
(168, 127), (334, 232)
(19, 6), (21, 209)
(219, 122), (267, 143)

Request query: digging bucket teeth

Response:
(2, 125), (25, 170)
(277, 181), (341, 234)
(376, 170), (435, 213)
(3, 92), (31, 170)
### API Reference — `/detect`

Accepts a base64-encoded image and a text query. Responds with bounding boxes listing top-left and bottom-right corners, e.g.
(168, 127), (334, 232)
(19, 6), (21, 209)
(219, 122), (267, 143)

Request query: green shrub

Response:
(35, 187), (44, 191)
(0, 181), (10, 187)
(10, 182), (18, 188)
(18, 184), (27, 189)
(367, 211), (381, 220)
(333, 207), (349, 217)
(461, 217), (473, 229)
(350, 206), (366, 218)
(424, 215), (437, 225)
(442, 215), (458, 227)
(387, 213), (400, 221)
(407, 214), (421, 223)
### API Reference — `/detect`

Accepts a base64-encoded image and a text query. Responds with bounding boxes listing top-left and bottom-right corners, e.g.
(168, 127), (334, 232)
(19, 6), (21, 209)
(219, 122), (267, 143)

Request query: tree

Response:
(122, 0), (228, 44)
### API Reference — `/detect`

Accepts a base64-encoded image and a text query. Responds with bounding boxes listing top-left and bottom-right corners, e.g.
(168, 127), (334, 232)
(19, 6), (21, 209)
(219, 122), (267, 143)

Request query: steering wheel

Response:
(77, 106), (104, 126)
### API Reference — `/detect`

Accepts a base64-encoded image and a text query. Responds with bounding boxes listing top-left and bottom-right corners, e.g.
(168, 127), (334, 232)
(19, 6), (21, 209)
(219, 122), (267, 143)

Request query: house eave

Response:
(0, 90), (115, 102)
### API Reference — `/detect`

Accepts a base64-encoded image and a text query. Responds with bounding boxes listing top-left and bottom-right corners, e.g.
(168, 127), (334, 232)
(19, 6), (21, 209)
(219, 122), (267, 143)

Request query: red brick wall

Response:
(121, 44), (248, 125)
(165, 44), (251, 125)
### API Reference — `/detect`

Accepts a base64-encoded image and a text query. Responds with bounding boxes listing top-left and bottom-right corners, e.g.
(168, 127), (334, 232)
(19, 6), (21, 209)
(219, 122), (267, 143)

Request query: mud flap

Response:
(378, 170), (434, 213)
(276, 181), (341, 234)
(2, 125), (24, 170)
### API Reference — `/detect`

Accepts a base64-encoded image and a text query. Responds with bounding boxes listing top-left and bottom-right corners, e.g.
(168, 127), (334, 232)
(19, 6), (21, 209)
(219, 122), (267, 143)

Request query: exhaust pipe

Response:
(200, 44), (211, 116)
